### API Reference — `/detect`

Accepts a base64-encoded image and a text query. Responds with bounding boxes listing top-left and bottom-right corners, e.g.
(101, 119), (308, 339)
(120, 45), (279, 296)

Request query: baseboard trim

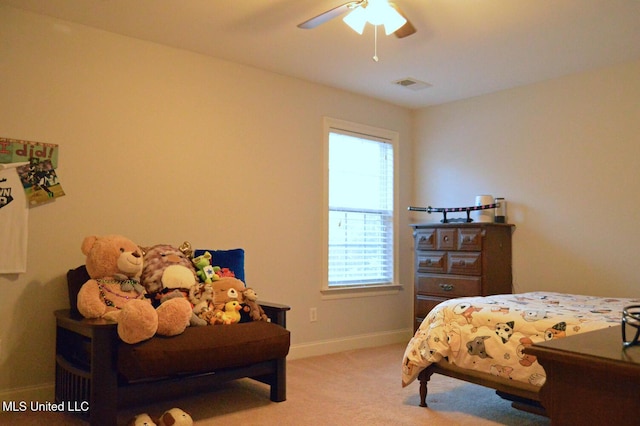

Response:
(288, 328), (412, 360)
(0, 382), (54, 404)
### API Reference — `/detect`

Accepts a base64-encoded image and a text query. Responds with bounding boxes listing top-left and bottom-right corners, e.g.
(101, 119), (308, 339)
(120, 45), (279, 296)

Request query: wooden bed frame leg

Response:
(419, 380), (428, 407)
(418, 366), (436, 407)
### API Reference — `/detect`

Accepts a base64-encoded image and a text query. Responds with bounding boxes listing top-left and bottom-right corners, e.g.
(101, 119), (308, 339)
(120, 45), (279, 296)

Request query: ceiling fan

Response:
(298, 0), (417, 39)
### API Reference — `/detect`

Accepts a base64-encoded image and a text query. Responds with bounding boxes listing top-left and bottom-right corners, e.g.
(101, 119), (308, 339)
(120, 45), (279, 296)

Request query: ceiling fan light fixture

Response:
(343, 6), (367, 34)
(343, 0), (407, 35)
(382, 8), (407, 35)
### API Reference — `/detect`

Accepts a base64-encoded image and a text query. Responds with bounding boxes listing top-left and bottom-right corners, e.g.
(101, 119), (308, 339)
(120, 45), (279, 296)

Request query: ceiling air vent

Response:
(393, 77), (432, 91)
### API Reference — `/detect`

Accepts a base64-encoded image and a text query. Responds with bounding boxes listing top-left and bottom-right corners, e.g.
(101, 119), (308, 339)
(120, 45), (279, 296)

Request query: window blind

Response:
(328, 131), (394, 287)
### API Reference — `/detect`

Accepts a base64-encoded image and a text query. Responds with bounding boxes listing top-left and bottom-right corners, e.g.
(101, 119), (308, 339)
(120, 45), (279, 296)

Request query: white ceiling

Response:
(3, 0), (640, 109)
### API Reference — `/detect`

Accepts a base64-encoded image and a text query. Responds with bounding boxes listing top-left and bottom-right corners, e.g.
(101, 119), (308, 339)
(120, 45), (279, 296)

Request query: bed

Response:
(402, 292), (639, 414)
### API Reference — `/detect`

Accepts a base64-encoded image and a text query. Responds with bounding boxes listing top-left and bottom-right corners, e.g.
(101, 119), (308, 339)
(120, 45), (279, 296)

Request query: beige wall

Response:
(0, 6), (414, 396)
(412, 59), (640, 297)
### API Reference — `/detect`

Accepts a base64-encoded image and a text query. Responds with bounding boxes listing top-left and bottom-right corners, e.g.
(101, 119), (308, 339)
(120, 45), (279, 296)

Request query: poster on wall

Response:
(0, 137), (59, 168)
(16, 158), (65, 206)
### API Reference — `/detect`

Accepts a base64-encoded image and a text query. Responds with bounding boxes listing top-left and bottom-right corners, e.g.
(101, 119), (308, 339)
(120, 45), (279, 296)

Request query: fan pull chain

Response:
(373, 25), (379, 62)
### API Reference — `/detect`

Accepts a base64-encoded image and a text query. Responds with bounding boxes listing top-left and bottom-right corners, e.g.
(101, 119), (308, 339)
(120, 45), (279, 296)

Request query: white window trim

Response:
(321, 117), (401, 299)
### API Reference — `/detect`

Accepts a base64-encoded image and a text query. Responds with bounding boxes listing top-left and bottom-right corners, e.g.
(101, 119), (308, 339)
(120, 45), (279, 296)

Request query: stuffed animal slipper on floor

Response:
(158, 408), (193, 426)
(127, 408), (193, 426)
(127, 412), (158, 426)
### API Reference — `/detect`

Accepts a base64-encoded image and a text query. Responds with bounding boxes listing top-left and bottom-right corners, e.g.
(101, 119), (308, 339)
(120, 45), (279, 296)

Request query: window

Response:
(322, 117), (399, 296)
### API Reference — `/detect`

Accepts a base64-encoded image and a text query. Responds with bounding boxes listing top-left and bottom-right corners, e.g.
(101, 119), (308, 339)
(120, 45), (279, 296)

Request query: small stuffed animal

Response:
(158, 408), (193, 426)
(76, 235), (192, 344)
(191, 251), (219, 283)
(215, 300), (242, 325)
(242, 287), (269, 322)
(189, 282), (214, 320)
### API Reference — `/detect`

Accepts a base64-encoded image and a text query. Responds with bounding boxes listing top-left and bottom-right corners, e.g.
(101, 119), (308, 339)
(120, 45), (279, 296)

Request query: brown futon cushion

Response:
(118, 321), (290, 382)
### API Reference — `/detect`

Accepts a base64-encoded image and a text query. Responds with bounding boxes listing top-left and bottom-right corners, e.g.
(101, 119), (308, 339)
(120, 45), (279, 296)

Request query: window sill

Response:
(320, 284), (402, 300)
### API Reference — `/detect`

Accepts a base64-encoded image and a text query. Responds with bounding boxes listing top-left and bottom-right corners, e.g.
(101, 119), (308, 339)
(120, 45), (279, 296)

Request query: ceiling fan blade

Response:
(390, 2), (417, 38)
(298, 1), (362, 29)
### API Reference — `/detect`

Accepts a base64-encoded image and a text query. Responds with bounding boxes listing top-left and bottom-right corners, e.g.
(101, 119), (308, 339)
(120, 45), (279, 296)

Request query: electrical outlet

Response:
(309, 307), (318, 322)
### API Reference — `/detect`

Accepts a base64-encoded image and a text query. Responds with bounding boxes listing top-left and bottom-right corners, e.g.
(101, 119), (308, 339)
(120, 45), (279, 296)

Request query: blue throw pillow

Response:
(193, 248), (245, 283)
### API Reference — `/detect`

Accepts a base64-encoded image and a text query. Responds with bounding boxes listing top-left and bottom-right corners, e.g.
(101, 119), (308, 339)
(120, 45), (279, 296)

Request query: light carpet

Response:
(0, 343), (550, 425)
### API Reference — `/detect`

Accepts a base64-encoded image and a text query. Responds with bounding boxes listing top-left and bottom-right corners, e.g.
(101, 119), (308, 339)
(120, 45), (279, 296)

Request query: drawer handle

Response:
(458, 260), (466, 266)
(443, 236), (449, 242)
(439, 283), (454, 292)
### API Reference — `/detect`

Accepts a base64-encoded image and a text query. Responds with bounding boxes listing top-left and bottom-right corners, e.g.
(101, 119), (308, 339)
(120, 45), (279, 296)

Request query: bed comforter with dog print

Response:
(402, 292), (638, 388)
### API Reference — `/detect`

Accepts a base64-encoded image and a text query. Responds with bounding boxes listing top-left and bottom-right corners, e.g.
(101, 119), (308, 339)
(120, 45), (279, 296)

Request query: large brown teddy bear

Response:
(76, 235), (193, 344)
(140, 244), (207, 327)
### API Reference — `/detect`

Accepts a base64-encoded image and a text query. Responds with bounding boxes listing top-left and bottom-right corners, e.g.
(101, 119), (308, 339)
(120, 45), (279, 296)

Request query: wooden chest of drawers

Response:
(411, 223), (514, 331)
